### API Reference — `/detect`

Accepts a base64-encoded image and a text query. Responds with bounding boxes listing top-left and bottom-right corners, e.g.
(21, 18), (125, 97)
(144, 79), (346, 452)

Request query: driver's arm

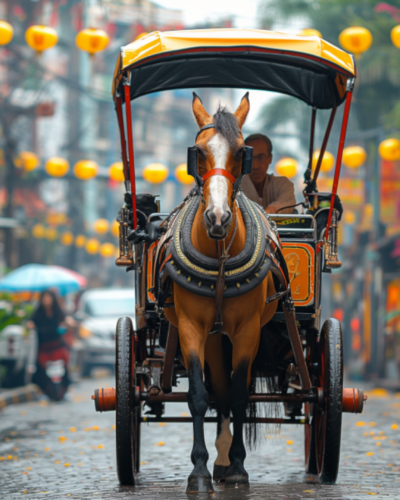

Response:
(265, 177), (296, 214)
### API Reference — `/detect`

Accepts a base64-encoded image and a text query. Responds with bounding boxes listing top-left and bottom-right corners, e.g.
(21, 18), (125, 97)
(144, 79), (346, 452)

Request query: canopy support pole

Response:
(123, 81), (137, 230)
(308, 107), (316, 169)
(115, 96), (130, 193)
(312, 106), (336, 185)
(325, 88), (353, 237)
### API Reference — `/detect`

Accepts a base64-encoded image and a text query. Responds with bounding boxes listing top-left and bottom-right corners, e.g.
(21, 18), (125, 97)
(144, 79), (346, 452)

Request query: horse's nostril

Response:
(221, 211), (231, 226)
(205, 210), (216, 226)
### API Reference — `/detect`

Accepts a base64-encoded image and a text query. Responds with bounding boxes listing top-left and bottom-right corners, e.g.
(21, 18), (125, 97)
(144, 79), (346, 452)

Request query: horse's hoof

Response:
(213, 464), (229, 482)
(186, 475), (214, 493)
(225, 473), (249, 488)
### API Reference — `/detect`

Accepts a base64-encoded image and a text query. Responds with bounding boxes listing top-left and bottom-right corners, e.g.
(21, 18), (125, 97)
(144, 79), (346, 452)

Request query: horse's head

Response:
(192, 93), (250, 240)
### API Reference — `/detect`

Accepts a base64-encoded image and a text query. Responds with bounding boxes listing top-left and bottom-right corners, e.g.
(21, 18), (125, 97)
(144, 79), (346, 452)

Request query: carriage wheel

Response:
(116, 316), (139, 485)
(314, 318), (343, 483)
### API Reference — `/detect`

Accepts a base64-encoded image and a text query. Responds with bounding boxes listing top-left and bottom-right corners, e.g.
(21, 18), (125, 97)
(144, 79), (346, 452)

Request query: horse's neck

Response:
(191, 202), (245, 259)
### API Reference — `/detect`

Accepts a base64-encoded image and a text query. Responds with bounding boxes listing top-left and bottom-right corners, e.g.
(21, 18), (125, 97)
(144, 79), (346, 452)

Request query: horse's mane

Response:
(213, 105), (240, 151)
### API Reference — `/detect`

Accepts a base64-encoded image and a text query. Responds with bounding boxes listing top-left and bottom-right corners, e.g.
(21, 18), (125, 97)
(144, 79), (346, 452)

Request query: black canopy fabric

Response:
(116, 48), (354, 110)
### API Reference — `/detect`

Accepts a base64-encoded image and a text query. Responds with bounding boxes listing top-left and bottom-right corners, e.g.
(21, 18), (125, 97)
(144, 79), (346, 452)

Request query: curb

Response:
(0, 384), (40, 410)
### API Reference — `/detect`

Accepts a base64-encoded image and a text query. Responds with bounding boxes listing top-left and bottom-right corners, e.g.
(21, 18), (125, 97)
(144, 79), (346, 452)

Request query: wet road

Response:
(1, 377), (400, 499)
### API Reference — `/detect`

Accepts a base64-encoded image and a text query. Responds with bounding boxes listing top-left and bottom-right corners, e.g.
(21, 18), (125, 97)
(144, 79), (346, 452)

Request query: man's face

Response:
(247, 139), (273, 185)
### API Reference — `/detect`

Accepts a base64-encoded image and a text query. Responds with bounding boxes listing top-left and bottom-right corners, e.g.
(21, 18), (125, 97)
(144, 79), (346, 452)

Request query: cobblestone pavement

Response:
(1, 376), (400, 499)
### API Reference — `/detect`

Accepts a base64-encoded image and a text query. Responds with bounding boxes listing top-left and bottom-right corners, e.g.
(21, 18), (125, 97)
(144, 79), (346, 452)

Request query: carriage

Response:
(92, 29), (367, 489)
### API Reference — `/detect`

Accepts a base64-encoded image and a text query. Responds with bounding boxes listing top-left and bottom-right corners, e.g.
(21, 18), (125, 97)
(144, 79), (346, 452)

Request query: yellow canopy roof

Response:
(113, 28), (355, 109)
(120, 28), (355, 75)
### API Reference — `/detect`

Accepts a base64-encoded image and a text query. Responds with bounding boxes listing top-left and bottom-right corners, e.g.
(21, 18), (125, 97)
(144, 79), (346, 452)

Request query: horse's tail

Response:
(245, 320), (292, 450)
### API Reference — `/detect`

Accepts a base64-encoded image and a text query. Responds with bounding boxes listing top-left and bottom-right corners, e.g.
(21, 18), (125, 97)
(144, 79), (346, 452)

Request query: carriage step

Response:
(142, 416), (308, 424)
(92, 387), (367, 413)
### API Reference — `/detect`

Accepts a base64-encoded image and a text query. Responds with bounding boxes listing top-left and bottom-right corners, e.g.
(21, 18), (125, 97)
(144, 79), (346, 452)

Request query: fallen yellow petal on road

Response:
(376, 442), (381, 446)
(155, 441), (165, 446)
(356, 422), (366, 426)
(366, 452), (374, 456)
(369, 422), (377, 427)
(98, 444), (103, 449)
(111, 425), (115, 430)
(26, 467), (31, 470)
(92, 426), (100, 431)
(391, 424), (398, 430)
(78, 463), (82, 466)
(181, 412), (188, 417)
(58, 436), (67, 443)
(140, 461), (148, 465)
(64, 463), (70, 467)
(287, 440), (293, 445)
(159, 422), (166, 426)
(0, 457), (5, 461)
(303, 491), (314, 493)
(70, 427), (76, 433)
(7, 455), (12, 460)
(44, 447), (50, 451)
(55, 461), (60, 464)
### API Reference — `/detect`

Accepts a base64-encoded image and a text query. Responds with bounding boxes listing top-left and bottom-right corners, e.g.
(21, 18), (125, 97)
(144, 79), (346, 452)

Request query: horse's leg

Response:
(178, 315), (213, 493)
(205, 334), (232, 482)
(225, 318), (260, 487)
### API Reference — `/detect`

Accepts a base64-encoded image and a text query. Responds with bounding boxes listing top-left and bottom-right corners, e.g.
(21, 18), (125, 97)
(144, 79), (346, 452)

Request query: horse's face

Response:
(193, 93), (250, 240)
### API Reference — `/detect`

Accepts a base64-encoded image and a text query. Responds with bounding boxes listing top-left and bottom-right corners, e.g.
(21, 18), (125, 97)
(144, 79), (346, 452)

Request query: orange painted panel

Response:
(281, 243), (315, 307)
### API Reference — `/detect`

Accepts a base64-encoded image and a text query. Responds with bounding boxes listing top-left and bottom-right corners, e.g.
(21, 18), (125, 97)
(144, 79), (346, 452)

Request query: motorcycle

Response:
(33, 327), (70, 402)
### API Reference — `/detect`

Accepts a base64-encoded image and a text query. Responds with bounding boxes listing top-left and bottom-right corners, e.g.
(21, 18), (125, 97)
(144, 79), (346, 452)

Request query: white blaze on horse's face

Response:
(205, 133), (232, 239)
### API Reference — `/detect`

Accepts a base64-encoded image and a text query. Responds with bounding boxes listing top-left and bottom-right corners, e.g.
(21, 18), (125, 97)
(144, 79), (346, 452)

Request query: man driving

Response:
(241, 134), (296, 214)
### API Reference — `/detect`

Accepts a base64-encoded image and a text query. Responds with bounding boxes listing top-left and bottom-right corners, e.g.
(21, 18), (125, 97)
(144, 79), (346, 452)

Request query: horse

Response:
(164, 93), (279, 492)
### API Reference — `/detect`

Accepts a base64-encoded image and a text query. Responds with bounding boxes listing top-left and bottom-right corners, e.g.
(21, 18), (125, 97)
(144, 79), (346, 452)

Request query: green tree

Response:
(258, 0), (400, 134)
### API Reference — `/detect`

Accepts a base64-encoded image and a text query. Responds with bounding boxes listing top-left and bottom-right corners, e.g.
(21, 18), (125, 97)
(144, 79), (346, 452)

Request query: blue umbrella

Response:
(0, 264), (86, 296)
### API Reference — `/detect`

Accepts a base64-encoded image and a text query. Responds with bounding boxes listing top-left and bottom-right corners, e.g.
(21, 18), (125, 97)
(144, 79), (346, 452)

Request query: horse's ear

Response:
(192, 92), (211, 129)
(234, 92), (250, 129)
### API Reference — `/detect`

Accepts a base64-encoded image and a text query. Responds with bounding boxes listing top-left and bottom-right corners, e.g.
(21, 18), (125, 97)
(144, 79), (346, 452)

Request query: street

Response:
(1, 377), (400, 499)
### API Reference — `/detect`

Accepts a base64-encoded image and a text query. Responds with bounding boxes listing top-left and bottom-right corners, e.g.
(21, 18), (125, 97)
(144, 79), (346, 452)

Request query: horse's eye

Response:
(234, 148), (244, 162)
(197, 147), (207, 161)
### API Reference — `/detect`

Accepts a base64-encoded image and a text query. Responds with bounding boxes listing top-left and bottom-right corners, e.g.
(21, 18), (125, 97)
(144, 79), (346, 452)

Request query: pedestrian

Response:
(27, 290), (75, 401)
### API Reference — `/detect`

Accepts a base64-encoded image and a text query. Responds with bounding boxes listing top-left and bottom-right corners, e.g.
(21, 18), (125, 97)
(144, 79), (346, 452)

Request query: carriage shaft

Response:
(142, 417), (308, 424)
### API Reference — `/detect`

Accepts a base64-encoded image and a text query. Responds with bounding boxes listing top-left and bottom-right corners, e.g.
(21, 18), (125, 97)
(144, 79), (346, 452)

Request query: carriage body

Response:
(92, 28), (367, 486)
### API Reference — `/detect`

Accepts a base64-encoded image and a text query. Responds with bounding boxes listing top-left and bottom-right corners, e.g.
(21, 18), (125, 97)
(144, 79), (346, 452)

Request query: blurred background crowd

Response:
(0, 0), (400, 393)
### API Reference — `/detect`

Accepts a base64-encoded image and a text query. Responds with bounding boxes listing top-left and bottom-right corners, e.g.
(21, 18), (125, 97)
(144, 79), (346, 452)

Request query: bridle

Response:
(187, 124), (253, 203)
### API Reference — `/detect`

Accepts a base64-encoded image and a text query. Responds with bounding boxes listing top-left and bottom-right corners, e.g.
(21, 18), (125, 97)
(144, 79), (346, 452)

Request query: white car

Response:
(75, 288), (135, 377)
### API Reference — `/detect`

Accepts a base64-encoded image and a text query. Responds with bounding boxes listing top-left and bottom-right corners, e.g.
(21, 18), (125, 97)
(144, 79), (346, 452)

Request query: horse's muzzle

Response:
(205, 209), (232, 240)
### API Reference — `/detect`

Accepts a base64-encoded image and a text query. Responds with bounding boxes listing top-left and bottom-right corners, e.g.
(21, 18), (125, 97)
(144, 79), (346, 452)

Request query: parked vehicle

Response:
(75, 288), (135, 377)
(0, 298), (36, 388)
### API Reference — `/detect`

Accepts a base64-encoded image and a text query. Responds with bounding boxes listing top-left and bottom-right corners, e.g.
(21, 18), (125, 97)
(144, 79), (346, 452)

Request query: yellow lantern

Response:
(85, 238), (100, 255)
(93, 218), (109, 235)
(275, 158), (298, 178)
(312, 150), (335, 173)
(378, 138), (400, 161)
(45, 227), (58, 241)
(45, 157), (69, 177)
(74, 160), (98, 180)
(299, 28), (322, 38)
(338, 27), (372, 56)
(391, 25), (400, 49)
(143, 163), (169, 184)
(175, 163), (194, 185)
(15, 151), (40, 171)
(344, 210), (356, 225)
(32, 224), (46, 239)
(0, 20), (13, 46)
(109, 162), (125, 182)
(100, 242), (115, 258)
(342, 146), (366, 168)
(111, 220), (119, 238)
(75, 235), (86, 248)
(60, 232), (74, 246)
(135, 32), (148, 41)
(75, 28), (109, 55)
(25, 25), (58, 53)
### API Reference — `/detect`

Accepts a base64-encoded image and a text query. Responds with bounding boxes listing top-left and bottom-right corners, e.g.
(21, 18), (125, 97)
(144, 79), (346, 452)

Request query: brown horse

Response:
(164, 93), (278, 492)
